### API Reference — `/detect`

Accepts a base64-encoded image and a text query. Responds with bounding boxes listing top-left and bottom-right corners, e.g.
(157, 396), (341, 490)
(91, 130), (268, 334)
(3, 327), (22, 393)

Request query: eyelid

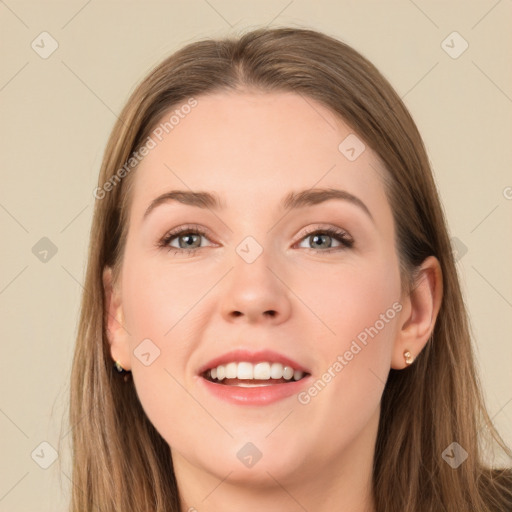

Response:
(163, 223), (214, 240)
(296, 224), (353, 242)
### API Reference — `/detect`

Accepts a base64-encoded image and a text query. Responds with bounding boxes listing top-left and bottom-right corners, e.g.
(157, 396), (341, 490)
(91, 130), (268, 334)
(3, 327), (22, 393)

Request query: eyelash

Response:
(157, 224), (354, 256)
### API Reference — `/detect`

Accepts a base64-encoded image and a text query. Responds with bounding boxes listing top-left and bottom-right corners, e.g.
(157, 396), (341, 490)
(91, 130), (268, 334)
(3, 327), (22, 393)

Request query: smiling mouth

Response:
(202, 361), (310, 387)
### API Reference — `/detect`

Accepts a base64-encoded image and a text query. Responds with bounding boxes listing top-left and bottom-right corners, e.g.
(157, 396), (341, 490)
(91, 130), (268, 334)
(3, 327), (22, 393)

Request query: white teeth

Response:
(225, 362), (237, 379)
(270, 362), (283, 379)
(237, 362), (253, 380)
(253, 362), (270, 380)
(282, 366), (294, 380)
(206, 361), (306, 382)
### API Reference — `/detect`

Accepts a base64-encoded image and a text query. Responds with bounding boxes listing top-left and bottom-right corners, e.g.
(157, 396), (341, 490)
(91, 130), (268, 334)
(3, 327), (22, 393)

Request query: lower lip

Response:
(198, 375), (312, 406)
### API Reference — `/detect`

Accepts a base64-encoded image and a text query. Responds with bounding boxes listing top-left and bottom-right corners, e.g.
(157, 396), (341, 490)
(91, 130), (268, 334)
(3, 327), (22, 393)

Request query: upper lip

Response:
(198, 349), (310, 376)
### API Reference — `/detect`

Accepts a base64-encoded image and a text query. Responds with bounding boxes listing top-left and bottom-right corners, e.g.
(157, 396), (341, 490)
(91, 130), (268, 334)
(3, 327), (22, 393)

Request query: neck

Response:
(173, 407), (379, 512)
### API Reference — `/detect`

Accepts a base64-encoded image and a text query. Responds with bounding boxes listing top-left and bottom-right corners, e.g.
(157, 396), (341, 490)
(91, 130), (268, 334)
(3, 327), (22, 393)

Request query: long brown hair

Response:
(66, 27), (512, 511)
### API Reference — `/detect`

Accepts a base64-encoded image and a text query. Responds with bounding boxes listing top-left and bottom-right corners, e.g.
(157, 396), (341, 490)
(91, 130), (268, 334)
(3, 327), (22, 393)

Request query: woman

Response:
(68, 27), (512, 511)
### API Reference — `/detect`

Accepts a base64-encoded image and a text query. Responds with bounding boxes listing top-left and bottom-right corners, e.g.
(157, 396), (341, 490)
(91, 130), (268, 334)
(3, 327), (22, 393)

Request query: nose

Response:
(220, 248), (292, 325)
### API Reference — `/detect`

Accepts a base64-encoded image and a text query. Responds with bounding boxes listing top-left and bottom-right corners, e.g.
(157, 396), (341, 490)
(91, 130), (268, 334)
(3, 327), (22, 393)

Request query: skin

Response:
(104, 90), (443, 512)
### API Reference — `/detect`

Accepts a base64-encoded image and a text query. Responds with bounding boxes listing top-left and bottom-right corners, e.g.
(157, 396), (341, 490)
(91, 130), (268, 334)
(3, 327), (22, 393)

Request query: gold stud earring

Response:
(403, 350), (414, 366)
(114, 360), (125, 373)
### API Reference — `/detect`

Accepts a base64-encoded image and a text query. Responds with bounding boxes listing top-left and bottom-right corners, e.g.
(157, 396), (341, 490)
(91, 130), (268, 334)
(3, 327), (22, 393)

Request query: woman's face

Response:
(108, 90), (406, 488)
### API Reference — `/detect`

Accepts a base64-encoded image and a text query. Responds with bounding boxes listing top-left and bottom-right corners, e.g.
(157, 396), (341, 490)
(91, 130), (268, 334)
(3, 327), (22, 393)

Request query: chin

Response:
(193, 436), (311, 486)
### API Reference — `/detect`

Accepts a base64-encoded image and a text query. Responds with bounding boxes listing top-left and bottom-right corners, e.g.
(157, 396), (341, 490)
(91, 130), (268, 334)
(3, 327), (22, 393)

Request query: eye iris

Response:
(311, 233), (332, 249)
(179, 233), (201, 249)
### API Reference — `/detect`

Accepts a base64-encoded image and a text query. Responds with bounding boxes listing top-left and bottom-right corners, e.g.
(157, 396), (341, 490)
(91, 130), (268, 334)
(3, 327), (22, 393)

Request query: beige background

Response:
(1, 1), (511, 510)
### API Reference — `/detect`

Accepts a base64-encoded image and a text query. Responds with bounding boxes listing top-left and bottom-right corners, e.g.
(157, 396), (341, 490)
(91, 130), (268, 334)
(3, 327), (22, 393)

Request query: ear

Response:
(391, 255), (443, 369)
(103, 266), (131, 371)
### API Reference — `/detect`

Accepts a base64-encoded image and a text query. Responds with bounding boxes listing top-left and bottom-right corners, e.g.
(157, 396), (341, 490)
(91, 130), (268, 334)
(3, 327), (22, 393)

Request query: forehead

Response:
(129, 90), (390, 223)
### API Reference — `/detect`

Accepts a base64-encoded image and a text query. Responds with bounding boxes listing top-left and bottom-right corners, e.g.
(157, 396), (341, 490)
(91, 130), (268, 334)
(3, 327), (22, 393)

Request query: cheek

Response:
(121, 248), (210, 344)
(298, 251), (401, 357)
(296, 253), (400, 418)
(119, 249), (223, 439)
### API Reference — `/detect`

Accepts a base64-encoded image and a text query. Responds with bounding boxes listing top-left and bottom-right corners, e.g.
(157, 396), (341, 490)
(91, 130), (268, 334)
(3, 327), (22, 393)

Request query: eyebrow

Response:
(143, 188), (374, 222)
